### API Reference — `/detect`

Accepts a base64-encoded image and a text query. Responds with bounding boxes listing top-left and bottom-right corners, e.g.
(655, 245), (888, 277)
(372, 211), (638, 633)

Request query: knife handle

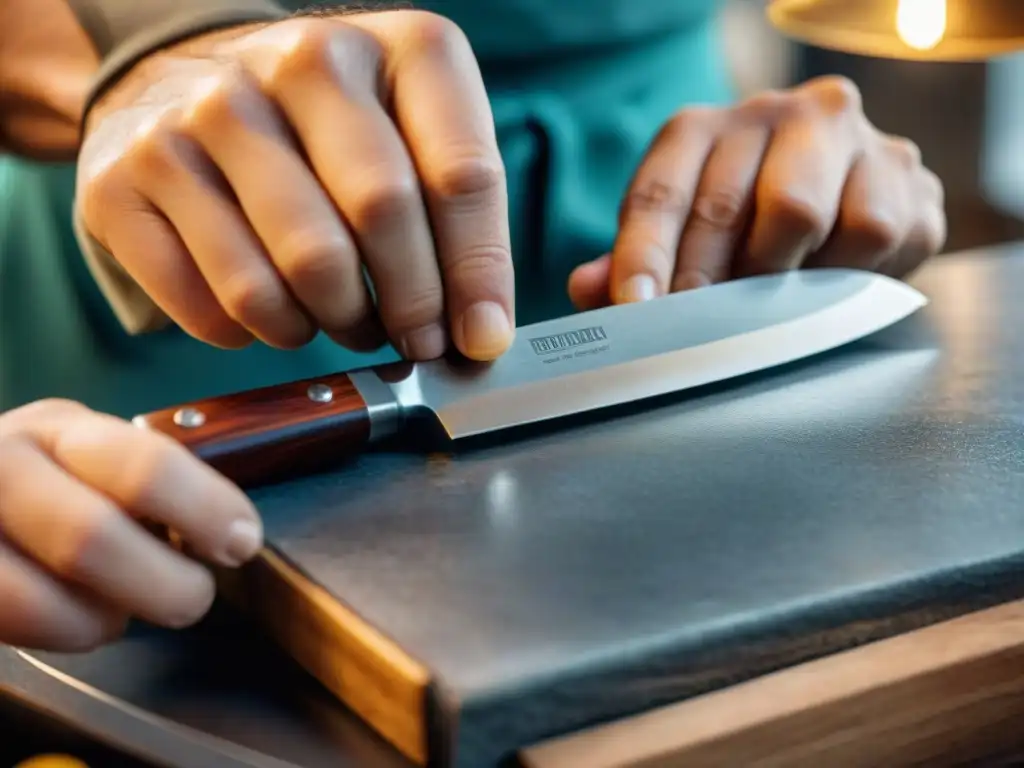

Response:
(134, 372), (375, 487)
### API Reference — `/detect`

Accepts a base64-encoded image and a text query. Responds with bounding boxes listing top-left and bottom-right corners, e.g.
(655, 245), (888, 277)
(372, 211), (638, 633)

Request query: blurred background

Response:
(723, 0), (1024, 254)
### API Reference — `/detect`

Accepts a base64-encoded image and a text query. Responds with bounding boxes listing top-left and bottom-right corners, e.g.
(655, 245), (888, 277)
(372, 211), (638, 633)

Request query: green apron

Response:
(0, 0), (732, 418)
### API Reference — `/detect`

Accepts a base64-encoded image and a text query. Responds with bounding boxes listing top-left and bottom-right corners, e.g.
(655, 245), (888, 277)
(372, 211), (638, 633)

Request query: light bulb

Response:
(896, 0), (948, 50)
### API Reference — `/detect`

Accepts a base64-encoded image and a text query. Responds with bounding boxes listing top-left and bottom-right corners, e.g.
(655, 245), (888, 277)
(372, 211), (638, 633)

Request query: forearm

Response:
(0, 0), (99, 161)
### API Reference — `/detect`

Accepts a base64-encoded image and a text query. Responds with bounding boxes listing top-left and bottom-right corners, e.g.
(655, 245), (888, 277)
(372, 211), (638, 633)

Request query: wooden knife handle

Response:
(135, 372), (371, 487)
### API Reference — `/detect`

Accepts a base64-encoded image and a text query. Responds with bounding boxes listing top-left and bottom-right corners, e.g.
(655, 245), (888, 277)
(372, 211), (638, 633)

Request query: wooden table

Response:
(4, 242), (1024, 768)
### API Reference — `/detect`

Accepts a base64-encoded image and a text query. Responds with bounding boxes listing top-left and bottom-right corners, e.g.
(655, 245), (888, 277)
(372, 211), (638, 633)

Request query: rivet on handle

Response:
(307, 383), (334, 403)
(173, 407), (206, 428)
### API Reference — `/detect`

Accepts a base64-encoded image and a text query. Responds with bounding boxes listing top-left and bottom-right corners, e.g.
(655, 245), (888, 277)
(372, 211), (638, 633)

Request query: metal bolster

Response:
(347, 371), (404, 442)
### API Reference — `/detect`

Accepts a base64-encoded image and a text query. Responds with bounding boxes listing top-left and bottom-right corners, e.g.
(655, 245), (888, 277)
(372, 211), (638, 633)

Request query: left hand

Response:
(568, 76), (946, 309)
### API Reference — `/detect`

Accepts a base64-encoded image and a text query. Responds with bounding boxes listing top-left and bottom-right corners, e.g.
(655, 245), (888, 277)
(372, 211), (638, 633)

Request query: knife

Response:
(133, 268), (926, 487)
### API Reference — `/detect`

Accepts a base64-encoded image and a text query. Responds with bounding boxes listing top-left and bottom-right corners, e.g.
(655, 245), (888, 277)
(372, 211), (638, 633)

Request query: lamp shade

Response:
(767, 0), (1024, 61)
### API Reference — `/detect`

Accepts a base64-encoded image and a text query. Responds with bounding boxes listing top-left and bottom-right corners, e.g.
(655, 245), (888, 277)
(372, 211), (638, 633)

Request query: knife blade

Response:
(134, 268), (926, 487)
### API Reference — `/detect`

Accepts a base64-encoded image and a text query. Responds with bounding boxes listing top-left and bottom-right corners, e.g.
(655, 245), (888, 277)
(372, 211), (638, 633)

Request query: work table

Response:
(5, 242), (1024, 767)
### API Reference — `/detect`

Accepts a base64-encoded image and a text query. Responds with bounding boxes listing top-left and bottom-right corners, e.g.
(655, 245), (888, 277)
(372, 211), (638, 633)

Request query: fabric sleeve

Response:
(67, 0), (289, 119)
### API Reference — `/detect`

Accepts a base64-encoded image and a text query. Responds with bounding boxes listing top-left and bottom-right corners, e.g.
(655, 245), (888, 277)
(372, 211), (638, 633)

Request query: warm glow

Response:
(895, 0), (948, 50)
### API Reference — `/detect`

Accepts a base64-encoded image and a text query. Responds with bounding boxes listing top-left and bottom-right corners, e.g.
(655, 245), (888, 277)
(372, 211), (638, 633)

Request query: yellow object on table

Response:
(14, 756), (90, 768)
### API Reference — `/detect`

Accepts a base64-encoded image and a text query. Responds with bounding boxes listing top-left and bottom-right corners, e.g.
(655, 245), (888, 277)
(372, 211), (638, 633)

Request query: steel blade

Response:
(382, 269), (926, 439)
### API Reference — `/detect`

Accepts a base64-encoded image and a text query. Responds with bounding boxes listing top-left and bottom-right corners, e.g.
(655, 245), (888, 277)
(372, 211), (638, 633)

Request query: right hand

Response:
(0, 399), (263, 652)
(77, 10), (515, 361)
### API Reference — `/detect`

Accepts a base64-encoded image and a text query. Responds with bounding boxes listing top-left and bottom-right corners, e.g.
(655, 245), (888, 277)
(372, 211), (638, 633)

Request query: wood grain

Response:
(136, 372), (370, 487)
(521, 600), (1024, 768)
(215, 549), (432, 766)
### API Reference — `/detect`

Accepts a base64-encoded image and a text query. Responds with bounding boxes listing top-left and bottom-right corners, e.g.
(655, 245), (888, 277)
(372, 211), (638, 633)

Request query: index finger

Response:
(36, 405), (264, 569)
(352, 11), (515, 361)
(609, 110), (718, 303)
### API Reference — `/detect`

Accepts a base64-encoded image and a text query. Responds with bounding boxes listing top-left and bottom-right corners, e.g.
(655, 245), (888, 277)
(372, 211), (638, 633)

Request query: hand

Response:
(0, 399), (263, 652)
(568, 76), (947, 309)
(77, 11), (514, 361)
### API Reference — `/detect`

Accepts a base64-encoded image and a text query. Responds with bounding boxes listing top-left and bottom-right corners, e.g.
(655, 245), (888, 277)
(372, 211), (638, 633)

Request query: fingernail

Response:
(399, 323), (447, 360)
(224, 519), (263, 566)
(617, 274), (658, 303)
(457, 301), (513, 360)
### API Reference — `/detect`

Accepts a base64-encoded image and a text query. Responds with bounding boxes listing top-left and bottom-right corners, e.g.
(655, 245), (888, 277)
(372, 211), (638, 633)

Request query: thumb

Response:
(567, 253), (613, 311)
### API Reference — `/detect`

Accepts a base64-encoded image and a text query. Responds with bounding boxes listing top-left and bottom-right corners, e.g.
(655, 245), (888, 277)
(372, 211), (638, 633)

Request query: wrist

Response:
(84, 19), (272, 131)
(70, 1), (288, 129)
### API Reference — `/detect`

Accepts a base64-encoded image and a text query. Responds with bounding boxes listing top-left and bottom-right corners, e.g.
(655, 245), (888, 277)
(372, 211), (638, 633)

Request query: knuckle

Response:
(277, 19), (337, 72)
(50, 507), (116, 582)
(270, 23), (330, 85)
(112, 442), (175, 512)
(381, 285), (445, 335)
(621, 180), (692, 219)
(663, 107), (716, 140)
(737, 90), (788, 123)
(278, 232), (349, 285)
(447, 243), (513, 280)
(885, 136), (922, 169)
(775, 91), (813, 121)
(400, 11), (471, 56)
(349, 177), (421, 230)
(448, 244), (515, 296)
(808, 75), (863, 116)
(765, 191), (830, 243)
(844, 211), (904, 253)
(271, 19), (382, 90)
(180, 73), (250, 137)
(428, 155), (506, 200)
(127, 129), (185, 188)
(691, 187), (749, 231)
(218, 272), (283, 327)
